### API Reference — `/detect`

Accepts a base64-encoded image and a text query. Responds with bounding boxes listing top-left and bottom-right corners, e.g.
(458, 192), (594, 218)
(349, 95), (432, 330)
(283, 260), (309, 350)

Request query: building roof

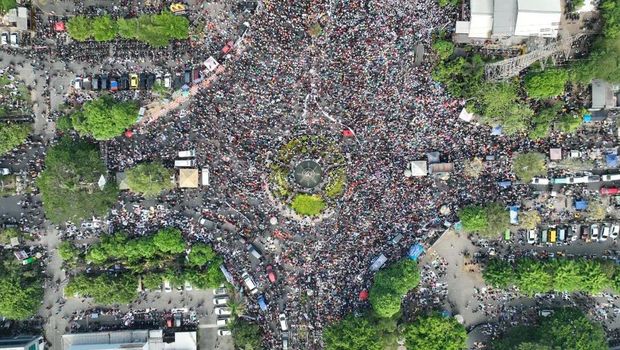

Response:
(429, 163), (455, 174)
(471, 0), (493, 14)
(518, 0), (561, 13)
(455, 21), (470, 34)
(62, 331), (196, 350)
(410, 161), (428, 177)
(493, 0), (517, 36)
(0, 336), (43, 350)
(591, 79), (616, 110)
(178, 169), (199, 188)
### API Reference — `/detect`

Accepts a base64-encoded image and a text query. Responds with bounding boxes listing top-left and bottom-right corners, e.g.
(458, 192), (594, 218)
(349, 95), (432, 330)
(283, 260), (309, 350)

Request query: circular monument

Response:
(294, 160), (323, 188)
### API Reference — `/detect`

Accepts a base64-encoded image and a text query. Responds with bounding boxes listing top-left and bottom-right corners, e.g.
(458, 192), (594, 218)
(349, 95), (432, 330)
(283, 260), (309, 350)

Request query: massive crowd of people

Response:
(2, 0), (620, 348)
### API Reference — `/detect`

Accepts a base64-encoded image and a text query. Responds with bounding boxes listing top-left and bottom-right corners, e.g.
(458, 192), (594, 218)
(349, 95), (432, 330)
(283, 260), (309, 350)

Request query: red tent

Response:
(359, 290), (369, 301)
(124, 130), (134, 138)
(342, 129), (354, 137)
(54, 22), (65, 32)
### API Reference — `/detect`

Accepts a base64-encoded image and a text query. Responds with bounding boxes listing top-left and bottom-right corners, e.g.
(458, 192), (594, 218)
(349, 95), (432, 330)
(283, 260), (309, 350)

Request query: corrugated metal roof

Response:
(471, 0), (493, 14)
(518, 0), (561, 12)
(493, 0), (517, 35)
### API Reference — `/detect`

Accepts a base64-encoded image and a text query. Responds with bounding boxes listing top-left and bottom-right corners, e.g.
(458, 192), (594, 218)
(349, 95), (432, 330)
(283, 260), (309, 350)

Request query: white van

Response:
(279, 314), (288, 331)
(201, 168), (210, 186)
(163, 280), (172, 293)
(242, 271), (258, 294)
(178, 150), (196, 158)
(174, 159), (195, 167)
(247, 244), (262, 260)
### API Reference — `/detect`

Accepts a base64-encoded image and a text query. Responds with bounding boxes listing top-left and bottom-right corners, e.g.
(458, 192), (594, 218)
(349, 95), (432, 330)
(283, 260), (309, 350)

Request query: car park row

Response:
(526, 223), (620, 244)
(72, 66), (206, 91)
(0, 32), (19, 47)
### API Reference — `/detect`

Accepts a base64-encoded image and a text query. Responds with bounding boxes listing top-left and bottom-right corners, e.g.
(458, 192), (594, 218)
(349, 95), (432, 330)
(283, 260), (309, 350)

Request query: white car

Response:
(0, 168), (10, 176)
(591, 224), (600, 242)
(527, 230), (537, 244)
(213, 297), (229, 306)
(0, 32), (7, 45)
(163, 280), (172, 293)
(215, 307), (232, 316)
(213, 286), (227, 296)
(601, 224), (611, 241)
(531, 177), (550, 185)
(217, 329), (231, 336)
(164, 73), (172, 88)
(184, 281), (193, 291)
(611, 224), (620, 239)
(279, 314), (288, 332)
(9, 32), (17, 47)
(216, 318), (229, 327)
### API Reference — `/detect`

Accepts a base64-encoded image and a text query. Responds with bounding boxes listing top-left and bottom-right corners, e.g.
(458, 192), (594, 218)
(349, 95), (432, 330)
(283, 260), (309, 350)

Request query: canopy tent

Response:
(575, 200), (588, 210)
(116, 172), (130, 190)
(606, 154), (618, 167)
(178, 168), (199, 188)
(258, 295), (268, 311)
(426, 151), (440, 164)
(409, 161), (428, 177)
(54, 22), (65, 32)
(549, 148), (562, 161)
(458, 108), (475, 122)
(359, 290), (369, 301)
(491, 125), (502, 135)
(342, 129), (354, 137)
(509, 206), (519, 225)
(408, 244), (425, 261)
(369, 254), (387, 271)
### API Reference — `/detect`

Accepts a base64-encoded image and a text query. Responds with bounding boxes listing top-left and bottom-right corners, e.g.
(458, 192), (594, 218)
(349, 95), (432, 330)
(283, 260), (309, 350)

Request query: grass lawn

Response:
(291, 194), (326, 216)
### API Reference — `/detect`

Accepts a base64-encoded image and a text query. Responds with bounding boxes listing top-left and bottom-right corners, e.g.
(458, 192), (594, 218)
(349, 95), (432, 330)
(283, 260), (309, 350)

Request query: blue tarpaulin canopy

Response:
(607, 154), (618, 167)
(575, 200), (588, 210)
(509, 206), (519, 225)
(258, 295), (267, 311)
(491, 126), (502, 135)
(408, 244), (425, 261)
(583, 114), (592, 122)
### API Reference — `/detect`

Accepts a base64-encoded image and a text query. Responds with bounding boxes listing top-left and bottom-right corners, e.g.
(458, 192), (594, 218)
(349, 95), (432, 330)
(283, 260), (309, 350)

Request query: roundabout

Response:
(269, 135), (347, 218)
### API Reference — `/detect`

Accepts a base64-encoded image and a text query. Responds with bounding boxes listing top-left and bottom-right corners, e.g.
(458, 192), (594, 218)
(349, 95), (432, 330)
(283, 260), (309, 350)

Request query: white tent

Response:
(514, 0), (561, 37)
(410, 161), (428, 177)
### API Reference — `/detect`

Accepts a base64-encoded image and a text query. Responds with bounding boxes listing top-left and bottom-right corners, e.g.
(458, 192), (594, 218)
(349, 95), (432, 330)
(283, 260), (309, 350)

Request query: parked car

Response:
(571, 224), (580, 241)
(558, 227), (566, 242)
(130, 74), (139, 89)
(213, 297), (229, 306)
(100, 74), (109, 90)
(164, 73), (172, 88)
(531, 177), (550, 185)
(541, 229), (548, 243)
(527, 230), (537, 244)
(73, 77), (83, 90)
(0, 32), (7, 45)
(611, 224), (620, 239)
(139, 73), (147, 90)
(217, 329), (231, 336)
(163, 280), (172, 292)
(9, 32), (17, 47)
(214, 286), (227, 296)
(184, 281), (192, 291)
(119, 74), (129, 90)
(549, 227), (557, 243)
(215, 307), (232, 316)
(266, 265), (277, 283)
(591, 224), (600, 242)
(600, 187), (619, 196)
(601, 224), (611, 241)
(582, 225), (591, 242)
(279, 314), (288, 332)
(216, 318), (229, 327)
(242, 271), (258, 294)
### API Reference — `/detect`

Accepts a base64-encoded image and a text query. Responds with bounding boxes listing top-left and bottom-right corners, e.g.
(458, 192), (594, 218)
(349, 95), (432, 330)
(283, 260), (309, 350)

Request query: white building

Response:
(0, 336), (44, 350)
(455, 0), (561, 42)
(62, 330), (197, 350)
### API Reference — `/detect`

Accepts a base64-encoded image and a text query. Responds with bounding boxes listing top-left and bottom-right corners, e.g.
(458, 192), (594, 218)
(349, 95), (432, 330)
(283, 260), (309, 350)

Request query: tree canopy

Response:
(36, 137), (118, 224)
(494, 308), (607, 350)
(0, 0), (16, 14)
(0, 253), (43, 320)
(67, 16), (93, 41)
(404, 314), (467, 350)
(67, 12), (189, 47)
(432, 39), (455, 60)
(458, 203), (509, 237)
(230, 319), (264, 350)
(125, 162), (174, 197)
(91, 15), (118, 42)
(369, 259), (420, 318)
(65, 274), (138, 304)
(71, 96), (138, 140)
(513, 152), (546, 183)
(524, 69), (569, 99)
(0, 123), (30, 156)
(323, 315), (382, 350)
(483, 258), (615, 295)
(187, 243), (217, 266)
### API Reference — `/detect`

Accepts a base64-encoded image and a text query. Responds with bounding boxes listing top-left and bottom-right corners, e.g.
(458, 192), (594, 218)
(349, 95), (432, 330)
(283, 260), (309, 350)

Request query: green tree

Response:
(58, 241), (80, 262)
(71, 96), (138, 140)
(482, 82), (518, 120)
(484, 203), (510, 237)
(323, 315), (382, 350)
(552, 259), (583, 292)
(516, 260), (553, 296)
(513, 152), (546, 183)
(556, 114), (582, 133)
(438, 0), (459, 6)
(67, 15), (93, 41)
(0, 0), (16, 14)
(230, 319), (263, 350)
(369, 259), (420, 318)
(117, 18), (138, 39)
(125, 162), (174, 197)
(91, 15), (117, 42)
(404, 314), (467, 350)
(458, 205), (488, 233)
(587, 201), (607, 221)
(0, 274), (43, 320)
(153, 11), (189, 40)
(525, 69), (569, 99)
(153, 228), (185, 254)
(432, 39), (455, 61)
(65, 274), (138, 304)
(483, 259), (514, 288)
(0, 123), (30, 156)
(187, 243), (216, 266)
(142, 273), (164, 290)
(36, 137), (118, 224)
(291, 194), (326, 216)
(500, 103), (535, 135)
(529, 103), (562, 140)
(539, 309), (607, 350)
(579, 260), (609, 294)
